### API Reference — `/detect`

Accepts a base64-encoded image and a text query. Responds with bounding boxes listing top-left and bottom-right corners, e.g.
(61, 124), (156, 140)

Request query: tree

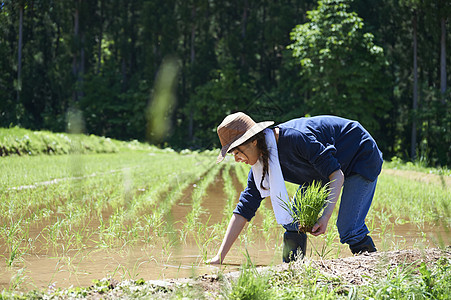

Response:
(411, 6), (419, 161)
(399, 0), (450, 165)
(0, 0), (448, 165)
(438, 0), (449, 102)
(288, 0), (391, 134)
(17, 1), (23, 103)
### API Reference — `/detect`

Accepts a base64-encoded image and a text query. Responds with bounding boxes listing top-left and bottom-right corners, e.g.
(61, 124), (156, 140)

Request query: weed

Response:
(222, 262), (273, 300)
(8, 268), (30, 291)
(2, 215), (27, 266)
(309, 229), (340, 259)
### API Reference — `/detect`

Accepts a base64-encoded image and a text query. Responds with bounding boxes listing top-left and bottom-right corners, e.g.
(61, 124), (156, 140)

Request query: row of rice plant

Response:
(368, 169), (450, 252)
(183, 163), (222, 233)
(221, 164), (237, 221)
(181, 163), (224, 261)
(0, 151), (214, 269)
(1, 151), (224, 291)
(232, 163), (282, 258)
(373, 171), (450, 225)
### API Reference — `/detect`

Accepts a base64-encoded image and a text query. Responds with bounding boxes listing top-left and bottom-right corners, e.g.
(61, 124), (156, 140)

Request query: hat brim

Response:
(216, 121), (274, 163)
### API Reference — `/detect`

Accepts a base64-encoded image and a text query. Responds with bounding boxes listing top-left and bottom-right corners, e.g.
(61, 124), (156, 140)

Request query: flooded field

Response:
(0, 153), (449, 292)
(0, 206), (446, 291)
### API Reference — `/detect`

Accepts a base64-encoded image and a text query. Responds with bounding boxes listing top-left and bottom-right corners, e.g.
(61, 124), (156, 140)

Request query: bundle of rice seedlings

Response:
(282, 181), (330, 233)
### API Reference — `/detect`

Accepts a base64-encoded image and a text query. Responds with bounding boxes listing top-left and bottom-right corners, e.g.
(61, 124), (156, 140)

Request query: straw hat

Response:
(216, 112), (274, 163)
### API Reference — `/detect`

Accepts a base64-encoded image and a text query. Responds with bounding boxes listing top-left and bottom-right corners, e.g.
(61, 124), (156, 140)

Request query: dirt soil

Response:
(194, 247), (450, 293)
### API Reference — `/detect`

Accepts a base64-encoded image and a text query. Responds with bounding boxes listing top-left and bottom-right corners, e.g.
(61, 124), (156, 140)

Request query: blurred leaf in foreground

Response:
(146, 57), (179, 144)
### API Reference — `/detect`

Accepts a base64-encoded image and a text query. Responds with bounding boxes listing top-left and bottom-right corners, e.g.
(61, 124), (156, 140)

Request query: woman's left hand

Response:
(311, 215), (330, 236)
(310, 169), (344, 236)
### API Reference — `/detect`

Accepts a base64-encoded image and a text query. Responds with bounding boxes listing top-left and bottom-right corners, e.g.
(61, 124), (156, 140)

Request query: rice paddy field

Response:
(0, 144), (450, 299)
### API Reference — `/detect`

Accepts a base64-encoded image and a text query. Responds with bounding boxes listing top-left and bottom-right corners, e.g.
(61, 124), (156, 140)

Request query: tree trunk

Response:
(241, 0), (249, 67)
(190, 6), (196, 64)
(17, 3), (23, 102)
(188, 5), (196, 143)
(121, 1), (129, 92)
(79, 31), (85, 98)
(411, 11), (418, 161)
(73, 1), (79, 102)
(72, 0), (85, 101)
(97, 0), (104, 74)
(440, 16), (446, 103)
(130, 0), (137, 74)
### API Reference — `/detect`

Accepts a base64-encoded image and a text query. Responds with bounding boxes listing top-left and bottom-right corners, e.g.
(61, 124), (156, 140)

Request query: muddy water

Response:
(1, 171), (449, 292)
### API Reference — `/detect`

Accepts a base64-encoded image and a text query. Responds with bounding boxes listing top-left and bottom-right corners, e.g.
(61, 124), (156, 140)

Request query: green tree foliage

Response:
(288, 0), (391, 135)
(381, 0), (451, 166)
(0, 1), (17, 124)
(0, 0), (449, 166)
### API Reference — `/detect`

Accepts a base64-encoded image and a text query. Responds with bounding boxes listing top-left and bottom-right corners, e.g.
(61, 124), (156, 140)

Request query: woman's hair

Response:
(243, 131), (269, 190)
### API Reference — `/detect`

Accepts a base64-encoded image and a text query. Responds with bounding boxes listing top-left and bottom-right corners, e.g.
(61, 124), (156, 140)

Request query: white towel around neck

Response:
(252, 128), (293, 225)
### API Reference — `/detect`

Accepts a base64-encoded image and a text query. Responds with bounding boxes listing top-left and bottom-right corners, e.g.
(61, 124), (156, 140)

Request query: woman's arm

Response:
(206, 213), (247, 264)
(311, 169), (344, 236)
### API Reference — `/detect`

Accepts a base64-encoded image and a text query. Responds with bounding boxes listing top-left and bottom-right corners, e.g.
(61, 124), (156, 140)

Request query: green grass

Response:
(384, 157), (451, 176)
(373, 170), (450, 225)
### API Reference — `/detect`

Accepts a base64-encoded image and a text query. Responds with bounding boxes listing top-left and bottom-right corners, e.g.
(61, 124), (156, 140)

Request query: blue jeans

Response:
(283, 174), (377, 246)
(336, 174), (377, 245)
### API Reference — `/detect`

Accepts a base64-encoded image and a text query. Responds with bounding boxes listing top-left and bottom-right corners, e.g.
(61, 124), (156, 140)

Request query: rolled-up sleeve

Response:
(233, 170), (265, 221)
(296, 133), (341, 179)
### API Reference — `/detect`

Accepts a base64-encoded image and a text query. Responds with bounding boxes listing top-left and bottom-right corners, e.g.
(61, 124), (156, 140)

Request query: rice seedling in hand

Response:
(282, 181), (330, 233)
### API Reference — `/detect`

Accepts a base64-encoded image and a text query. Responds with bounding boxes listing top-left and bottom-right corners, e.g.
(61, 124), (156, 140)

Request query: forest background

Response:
(0, 0), (450, 167)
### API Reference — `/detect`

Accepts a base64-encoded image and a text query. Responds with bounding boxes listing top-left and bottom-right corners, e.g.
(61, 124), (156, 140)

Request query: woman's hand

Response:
(310, 169), (344, 236)
(311, 215), (330, 236)
(204, 213), (247, 266)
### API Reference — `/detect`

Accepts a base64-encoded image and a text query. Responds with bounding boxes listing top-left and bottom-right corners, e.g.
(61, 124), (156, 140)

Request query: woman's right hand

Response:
(204, 214), (247, 266)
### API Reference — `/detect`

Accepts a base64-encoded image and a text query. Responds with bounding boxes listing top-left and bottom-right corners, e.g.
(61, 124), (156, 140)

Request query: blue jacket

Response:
(234, 115), (383, 221)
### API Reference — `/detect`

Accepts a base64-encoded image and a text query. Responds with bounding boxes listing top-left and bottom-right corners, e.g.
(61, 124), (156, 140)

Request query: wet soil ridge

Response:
(20, 247), (448, 299)
(306, 247), (450, 285)
(205, 247), (450, 285)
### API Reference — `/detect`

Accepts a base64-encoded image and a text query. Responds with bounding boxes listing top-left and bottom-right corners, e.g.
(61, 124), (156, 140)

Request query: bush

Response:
(0, 126), (152, 156)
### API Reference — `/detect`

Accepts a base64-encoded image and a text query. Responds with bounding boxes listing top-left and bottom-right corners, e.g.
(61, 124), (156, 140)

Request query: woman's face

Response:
(230, 140), (260, 165)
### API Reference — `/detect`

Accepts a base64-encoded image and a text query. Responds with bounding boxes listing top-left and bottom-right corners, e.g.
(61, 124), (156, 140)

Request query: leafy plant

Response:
(288, 0), (391, 139)
(282, 181), (330, 233)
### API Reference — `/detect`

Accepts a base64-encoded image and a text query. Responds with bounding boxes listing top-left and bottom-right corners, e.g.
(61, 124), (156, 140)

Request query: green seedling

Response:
(222, 164), (237, 220)
(282, 181), (330, 233)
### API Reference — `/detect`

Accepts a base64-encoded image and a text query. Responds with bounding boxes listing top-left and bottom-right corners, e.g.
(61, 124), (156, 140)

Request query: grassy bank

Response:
(0, 126), (152, 156)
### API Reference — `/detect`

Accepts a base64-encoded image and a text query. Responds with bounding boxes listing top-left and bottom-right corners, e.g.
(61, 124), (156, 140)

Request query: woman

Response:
(207, 112), (383, 264)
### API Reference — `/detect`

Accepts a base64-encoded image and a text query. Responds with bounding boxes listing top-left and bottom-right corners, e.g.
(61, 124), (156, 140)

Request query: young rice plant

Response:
(282, 181), (330, 233)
